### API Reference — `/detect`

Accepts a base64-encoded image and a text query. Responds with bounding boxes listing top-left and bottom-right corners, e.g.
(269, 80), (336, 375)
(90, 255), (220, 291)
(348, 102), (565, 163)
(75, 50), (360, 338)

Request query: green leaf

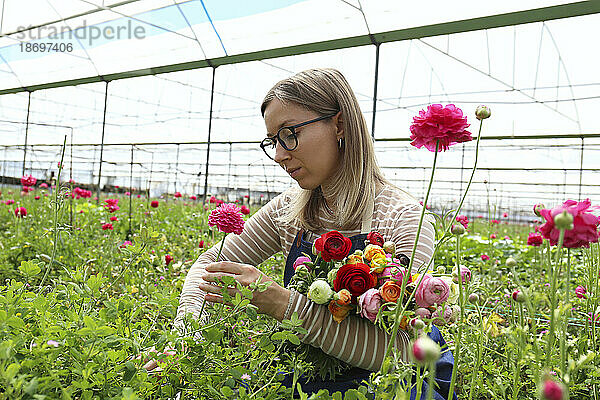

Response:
(19, 260), (41, 277)
(4, 362), (20, 380)
(287, 333), (300, 346)
(220, 386), (234, 397)
(6, 316), (25, 329)
(204, 327), (223, 343)
(229, 366), (245, 379)
(270, 332), (287, 341)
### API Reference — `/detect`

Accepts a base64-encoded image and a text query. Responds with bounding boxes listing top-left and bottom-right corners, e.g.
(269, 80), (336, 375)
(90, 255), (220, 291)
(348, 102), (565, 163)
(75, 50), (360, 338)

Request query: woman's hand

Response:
(198, 261), (291, 321)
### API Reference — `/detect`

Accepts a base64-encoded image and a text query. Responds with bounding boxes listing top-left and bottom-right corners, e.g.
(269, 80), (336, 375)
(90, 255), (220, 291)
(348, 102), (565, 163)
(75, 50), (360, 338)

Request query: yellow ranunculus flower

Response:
(363, 244), (385, 262)
(370, 253), (388, 273)
(346, 254), (364, 265)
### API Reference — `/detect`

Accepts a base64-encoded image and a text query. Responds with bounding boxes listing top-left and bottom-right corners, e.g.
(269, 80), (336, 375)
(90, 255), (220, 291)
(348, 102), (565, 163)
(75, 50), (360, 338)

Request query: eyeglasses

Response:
(260, 113), (338, 160)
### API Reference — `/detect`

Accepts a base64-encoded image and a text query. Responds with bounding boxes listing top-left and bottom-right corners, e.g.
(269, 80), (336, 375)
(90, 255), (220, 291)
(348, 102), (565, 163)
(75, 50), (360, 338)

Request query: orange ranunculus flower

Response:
(363, 244), (386, 262)
(370, 253), (388, 273)
(346, 254), (364, 265)
(398, 315), (409, 330)
(380, 280), (403, 303)
(328, 301), (353, 323)
(334, 289), (352, 306)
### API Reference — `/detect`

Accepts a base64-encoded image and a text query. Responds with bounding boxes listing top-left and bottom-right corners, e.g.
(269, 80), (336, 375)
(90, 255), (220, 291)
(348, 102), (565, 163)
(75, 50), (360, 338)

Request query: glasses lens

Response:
(261, 138), (276, 159)
(279, 128), (297, 151)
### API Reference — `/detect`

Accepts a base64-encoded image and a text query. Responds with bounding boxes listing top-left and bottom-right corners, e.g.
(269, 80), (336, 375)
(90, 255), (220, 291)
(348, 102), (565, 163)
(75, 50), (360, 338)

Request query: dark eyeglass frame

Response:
(260, 112), (338, 160)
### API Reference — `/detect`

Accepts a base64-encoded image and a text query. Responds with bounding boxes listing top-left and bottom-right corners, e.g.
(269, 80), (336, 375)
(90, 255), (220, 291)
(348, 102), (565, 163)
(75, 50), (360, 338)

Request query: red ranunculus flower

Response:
(409, 104), (472, 152)
(539, 199), (599, 248)
(150, 200), (159, 208)
(240, 205), (250, 215)
(314, 230), (352, 262)
(333, 262), (376, 298)
(367, 231), (384, 246)
(165, 254), (173, 265)
(21, 175), (37, 187)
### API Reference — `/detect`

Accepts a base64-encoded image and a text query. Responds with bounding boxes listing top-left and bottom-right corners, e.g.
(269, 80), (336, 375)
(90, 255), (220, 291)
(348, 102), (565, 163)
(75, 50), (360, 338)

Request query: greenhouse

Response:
(1, 0), (600, 399)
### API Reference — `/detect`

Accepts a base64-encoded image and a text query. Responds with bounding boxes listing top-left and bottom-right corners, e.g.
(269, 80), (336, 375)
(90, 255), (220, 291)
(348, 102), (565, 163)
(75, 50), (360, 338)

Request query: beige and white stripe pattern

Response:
(175, 185), (435, 371)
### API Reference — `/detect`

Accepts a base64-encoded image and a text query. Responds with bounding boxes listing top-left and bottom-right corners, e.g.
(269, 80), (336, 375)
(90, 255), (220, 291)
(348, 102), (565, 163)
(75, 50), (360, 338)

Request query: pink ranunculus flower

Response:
(190, 195), (197, 200)
(431, 305), (453, 326)
(379, 264), (409, 285)
(101, 223), (113, 230)
(14, 207), (27, 217)
(240, 205), (250, 215)
(358, 288), (382, 322)
(198, 240), (204, 248)
(151, 200), (159, 208)
(5, 199), (15, 205)
(456, 215), (468, 229)
(409, 104), (472, 152)
(453, 266), (472, 284)
(481, 254), (490, 261)
(165, 254), (173, 266)
(575, 285), (587, 299)
(415, 275), (450, 308)
(104, 198), (120, 213)
(292, 256), (312, 272)
(110, 216), (118, 222)
(490, 234), (497, 239)
(491, 219), (500, 224)
(21, 175), (37, 187)
(208, 203), (245, 235)
(174, 192), (182, 198)
(503, 212), (508, 218)
(539, 199), (599, 248)
(120, 240), (132, 248)
(527, 232), (543, 246)
(415, 307), (432, 319)
(39, 182), (49, 188)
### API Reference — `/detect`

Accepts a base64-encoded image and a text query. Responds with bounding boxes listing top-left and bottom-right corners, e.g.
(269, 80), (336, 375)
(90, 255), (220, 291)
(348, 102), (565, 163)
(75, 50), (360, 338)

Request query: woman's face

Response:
(263, 99), (342, 190)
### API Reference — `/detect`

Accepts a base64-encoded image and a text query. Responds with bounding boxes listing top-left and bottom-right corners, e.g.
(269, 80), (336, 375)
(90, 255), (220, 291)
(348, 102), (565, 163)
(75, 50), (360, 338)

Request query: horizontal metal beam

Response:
(1, 132), (599, 147)
(1, 1), (598, 95)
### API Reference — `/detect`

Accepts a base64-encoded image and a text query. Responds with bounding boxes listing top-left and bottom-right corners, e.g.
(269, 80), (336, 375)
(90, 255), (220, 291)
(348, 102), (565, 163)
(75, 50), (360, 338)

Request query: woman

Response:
(175, 68), (455, 398)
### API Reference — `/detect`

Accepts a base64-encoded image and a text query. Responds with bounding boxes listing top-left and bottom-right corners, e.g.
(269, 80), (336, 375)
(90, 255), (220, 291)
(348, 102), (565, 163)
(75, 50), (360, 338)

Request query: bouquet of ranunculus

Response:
(290, 230), (470, 334)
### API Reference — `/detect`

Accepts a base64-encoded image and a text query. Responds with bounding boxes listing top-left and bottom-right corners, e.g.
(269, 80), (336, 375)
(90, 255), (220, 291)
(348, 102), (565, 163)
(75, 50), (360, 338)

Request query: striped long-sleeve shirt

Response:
(175, 184), (435, 371)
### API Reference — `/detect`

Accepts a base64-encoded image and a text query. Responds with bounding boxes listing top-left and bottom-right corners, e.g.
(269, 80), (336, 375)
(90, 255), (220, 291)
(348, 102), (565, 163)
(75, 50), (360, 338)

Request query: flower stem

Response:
(427, 362), (436, 400)
(546, 229), (566, 368)
(447, 234), (463, 400)
(38, 136), (67, 291)
(384, 141), (439, 360)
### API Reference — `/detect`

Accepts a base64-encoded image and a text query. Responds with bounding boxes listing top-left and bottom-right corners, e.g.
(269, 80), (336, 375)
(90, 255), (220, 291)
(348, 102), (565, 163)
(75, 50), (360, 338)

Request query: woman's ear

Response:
(334, 111), (344, 139)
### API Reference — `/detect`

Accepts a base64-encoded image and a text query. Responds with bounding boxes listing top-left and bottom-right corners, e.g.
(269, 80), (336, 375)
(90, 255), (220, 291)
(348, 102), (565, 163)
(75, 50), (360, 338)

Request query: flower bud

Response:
(512, 289), (526, 303)
(410, 318), (426, 330)
(533, 203), (546, 217)
(327, 268), (339, 286)
(307, 280), (333, 305)
(294, 265), (310, 279)
(506, 257), (517, 267)
(475, 105), (491, 120)
(382, 241), (396, 257)
(412, 336), (441, 364)
(436, 266), (446, 274)
(468, 293), (480, 304)
(451, 224), (465, 235)
(312, 242), (319, 256)
(554, 211), (574, 230)
(541, 378), (565, 400)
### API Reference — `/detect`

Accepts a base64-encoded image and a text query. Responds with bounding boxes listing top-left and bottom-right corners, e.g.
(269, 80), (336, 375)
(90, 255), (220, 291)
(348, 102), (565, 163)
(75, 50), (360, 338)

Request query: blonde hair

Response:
(261, 68), (390, 232)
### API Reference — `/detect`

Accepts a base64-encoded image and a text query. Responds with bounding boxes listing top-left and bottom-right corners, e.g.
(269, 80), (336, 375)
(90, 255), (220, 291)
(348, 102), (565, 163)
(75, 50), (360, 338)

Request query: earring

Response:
(338, 138), (344, 149)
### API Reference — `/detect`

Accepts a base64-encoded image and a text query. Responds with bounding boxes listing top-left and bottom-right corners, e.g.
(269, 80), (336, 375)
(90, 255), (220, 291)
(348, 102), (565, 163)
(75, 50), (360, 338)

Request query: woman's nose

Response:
(273, 140), (290, 163)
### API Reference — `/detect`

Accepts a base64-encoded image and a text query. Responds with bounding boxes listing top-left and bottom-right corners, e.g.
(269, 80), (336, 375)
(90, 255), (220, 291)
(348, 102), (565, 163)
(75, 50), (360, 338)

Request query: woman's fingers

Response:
(205, 261), (247, 274)
(200, 272), (239, 284)
(198, 282), (238, 297)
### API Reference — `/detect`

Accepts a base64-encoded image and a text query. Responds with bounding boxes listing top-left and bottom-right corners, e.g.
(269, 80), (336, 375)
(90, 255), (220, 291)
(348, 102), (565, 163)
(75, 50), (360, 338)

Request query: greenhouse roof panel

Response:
(0, 1), (597, 93)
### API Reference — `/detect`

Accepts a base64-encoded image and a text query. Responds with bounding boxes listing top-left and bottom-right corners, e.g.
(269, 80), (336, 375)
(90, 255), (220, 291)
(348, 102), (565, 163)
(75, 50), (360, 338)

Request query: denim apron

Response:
(280, 202), (457, 399)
